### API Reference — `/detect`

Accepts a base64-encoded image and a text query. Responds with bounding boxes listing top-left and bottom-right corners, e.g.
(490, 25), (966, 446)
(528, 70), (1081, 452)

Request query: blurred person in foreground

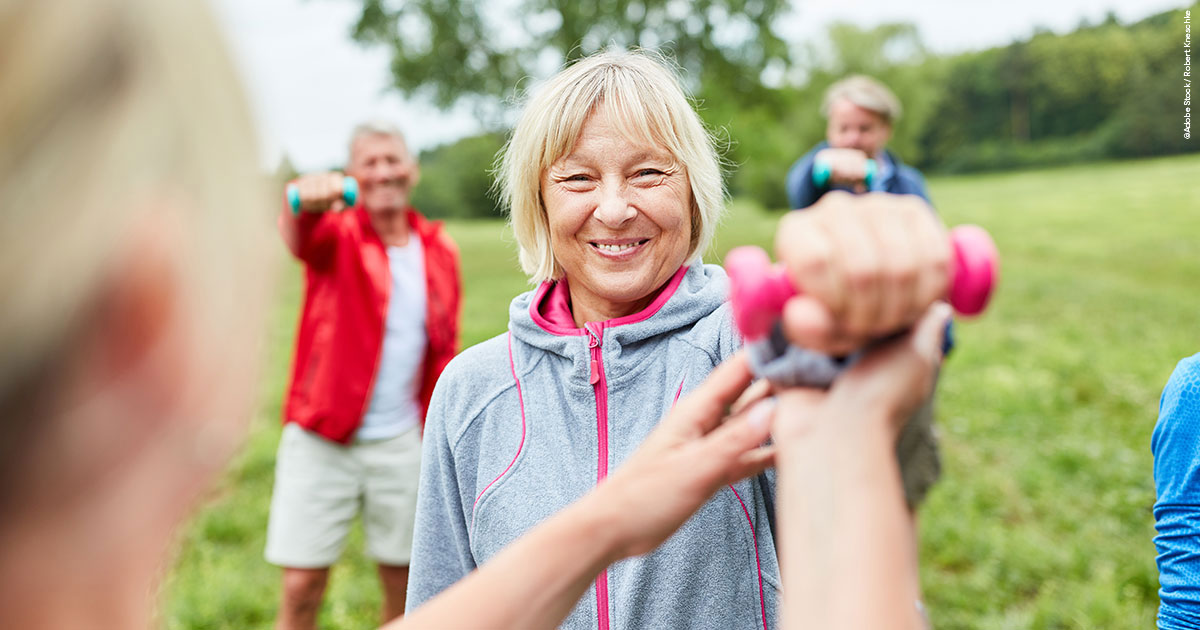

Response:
(267, 123), (461, 629)
(1152, 353), (1200, 630)
(0, 0), (273, 627)
(785, 75), (930, 209)
(405, 50), (951, 629)
(0, 4), (944, 627)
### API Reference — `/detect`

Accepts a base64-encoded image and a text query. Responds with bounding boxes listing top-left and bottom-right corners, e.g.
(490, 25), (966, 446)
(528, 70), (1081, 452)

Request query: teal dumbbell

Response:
(287, 176), (359, 215)
(812, 157), (876, 190)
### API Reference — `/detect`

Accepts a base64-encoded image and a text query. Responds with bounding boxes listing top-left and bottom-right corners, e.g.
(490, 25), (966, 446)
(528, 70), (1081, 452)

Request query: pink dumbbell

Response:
(726, 224), (999, 341)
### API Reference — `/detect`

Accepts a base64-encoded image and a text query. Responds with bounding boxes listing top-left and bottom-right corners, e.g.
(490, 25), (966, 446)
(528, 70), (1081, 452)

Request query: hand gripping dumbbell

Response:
(725, 225), (999, 387)
(286, 176), (359, 214)
(812, 156), (876, 190)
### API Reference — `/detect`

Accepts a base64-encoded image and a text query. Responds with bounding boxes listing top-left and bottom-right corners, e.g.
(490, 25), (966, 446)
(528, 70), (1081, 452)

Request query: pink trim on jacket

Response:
(585, 321), (612, 630)
(673, 375), (766, 630)
(730, 485), (769, 630)
(524, 264), (691, 630)
(470, 333), (527, 529)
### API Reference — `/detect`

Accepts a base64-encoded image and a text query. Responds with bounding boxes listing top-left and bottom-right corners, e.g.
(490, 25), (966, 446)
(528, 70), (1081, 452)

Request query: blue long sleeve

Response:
(1153, 354), (1200, 629)
(784, 144), (824, 210)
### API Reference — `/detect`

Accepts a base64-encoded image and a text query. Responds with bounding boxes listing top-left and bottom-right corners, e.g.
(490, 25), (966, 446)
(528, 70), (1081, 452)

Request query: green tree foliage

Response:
(350, 0), (791, 115)
(919, 5), (1197, 172)
(410, 132), (507, 219)
(372, 2), (1195, 213)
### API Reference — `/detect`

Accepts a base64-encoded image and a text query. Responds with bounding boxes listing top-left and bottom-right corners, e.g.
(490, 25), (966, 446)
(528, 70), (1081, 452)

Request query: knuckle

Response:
(845, 263), (879, 291)
(889, 264), (919, 289)
(820, 189), (854, 208)
(795, 254), (831, 280)
(927, 252), (951, 291)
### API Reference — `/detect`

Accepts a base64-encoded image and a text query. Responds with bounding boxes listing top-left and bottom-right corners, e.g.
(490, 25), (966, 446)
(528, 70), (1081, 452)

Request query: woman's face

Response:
(541, 106), (693, 325)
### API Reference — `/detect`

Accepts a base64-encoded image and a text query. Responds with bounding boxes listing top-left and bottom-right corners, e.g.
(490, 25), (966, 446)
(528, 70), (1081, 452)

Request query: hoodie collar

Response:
(509, 263), (730, 360)
(530, 266), (690, 335)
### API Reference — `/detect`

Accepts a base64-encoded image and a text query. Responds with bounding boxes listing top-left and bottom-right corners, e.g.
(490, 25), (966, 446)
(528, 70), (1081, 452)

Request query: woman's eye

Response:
(637, 169), (663, 178)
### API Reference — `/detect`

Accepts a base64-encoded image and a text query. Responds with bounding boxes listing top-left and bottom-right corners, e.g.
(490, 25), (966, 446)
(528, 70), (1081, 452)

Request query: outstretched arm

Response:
(773, 303), (951, 630)
(277, 172), (349, 265)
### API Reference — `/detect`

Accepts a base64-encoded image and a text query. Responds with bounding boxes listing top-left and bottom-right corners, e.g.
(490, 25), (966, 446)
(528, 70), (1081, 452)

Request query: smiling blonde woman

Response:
(407, 50), (953, 630)
(407, 52), (771, 630)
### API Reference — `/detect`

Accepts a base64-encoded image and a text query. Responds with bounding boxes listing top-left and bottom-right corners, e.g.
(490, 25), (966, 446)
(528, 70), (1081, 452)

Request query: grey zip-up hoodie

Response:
(407, 264), (781, 630)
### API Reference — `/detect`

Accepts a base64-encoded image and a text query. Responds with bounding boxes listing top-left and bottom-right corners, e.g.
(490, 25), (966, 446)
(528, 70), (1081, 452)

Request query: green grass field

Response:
(163, 153), (1200, 629)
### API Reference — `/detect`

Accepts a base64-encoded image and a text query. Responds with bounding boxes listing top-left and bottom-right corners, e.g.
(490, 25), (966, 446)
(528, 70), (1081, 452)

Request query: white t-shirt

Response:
(357, 237), (427, 440)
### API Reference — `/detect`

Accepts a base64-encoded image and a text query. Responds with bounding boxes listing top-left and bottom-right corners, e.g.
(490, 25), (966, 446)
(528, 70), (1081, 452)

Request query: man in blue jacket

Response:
(786, 75), (929, 209)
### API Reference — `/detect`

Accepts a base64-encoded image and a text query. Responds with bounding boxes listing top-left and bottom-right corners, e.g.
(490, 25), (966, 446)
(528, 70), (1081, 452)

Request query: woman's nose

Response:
(593, 182), (636, 227)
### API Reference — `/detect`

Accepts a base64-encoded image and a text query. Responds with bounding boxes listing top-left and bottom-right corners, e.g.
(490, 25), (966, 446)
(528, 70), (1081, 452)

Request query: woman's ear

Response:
(90, 224), (179, 380)
(5, 210), (197, 530)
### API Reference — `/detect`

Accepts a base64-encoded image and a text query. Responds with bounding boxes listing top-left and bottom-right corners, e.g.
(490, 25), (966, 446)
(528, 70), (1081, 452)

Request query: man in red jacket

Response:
(266, 122), (461, 630)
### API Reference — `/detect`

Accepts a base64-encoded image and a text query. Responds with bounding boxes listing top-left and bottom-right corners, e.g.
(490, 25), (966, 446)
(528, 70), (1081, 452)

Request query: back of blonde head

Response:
(498, 50), (726, 284)
(0, 0), (270, 516)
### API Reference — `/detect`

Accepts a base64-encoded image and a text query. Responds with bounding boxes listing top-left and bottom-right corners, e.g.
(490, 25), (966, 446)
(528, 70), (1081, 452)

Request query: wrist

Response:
(774, 404), (893, 461)
(561, 489), (629, 568)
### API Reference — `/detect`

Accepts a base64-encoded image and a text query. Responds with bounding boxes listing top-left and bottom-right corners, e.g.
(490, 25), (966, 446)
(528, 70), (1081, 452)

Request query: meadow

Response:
(164, 153), (1200, 629)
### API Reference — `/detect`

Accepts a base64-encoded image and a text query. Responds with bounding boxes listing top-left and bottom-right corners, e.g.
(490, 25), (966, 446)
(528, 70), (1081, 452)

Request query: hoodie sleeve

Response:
(1153, 354), (1200, 629)
(895, 164), (933, 205)
(406, 380), (478, 612)
(784, 147), (822, 211)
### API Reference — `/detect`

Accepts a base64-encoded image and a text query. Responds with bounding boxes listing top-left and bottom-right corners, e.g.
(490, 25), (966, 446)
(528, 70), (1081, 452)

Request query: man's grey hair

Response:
(820, 75), (902, 124)
(348, 121), (408, 156)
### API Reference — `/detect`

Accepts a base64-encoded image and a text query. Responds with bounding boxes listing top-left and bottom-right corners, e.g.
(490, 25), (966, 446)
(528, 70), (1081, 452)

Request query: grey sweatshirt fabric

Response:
(406, 264), (781, 630)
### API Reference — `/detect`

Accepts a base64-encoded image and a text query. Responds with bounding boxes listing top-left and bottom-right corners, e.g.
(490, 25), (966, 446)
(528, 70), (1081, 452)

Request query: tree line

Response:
(342, 1), (1197, 217)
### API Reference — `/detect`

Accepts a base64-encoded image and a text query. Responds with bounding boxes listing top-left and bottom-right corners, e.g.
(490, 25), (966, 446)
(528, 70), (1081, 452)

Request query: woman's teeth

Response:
(594, 241), (644, 253)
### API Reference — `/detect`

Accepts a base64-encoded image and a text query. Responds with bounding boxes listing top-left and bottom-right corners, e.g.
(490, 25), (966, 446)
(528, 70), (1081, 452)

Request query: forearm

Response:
(777, 417), (923, 630)
(394, 494), (620, 630)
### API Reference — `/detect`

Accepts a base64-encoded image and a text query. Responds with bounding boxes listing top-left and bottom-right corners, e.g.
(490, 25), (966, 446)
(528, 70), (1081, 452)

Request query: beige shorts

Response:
(265, 423), (422, 568)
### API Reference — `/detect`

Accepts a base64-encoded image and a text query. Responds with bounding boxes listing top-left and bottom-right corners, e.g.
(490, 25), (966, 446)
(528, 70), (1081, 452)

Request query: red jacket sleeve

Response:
(277, 192), (342, 267)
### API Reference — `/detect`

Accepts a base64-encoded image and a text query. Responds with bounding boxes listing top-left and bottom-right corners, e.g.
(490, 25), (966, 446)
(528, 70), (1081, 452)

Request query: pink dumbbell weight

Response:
(726, 224), (999, 341)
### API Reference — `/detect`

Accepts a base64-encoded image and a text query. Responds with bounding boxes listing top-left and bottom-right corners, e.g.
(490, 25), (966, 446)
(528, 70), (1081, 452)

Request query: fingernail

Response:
(747, 397), (777, 429)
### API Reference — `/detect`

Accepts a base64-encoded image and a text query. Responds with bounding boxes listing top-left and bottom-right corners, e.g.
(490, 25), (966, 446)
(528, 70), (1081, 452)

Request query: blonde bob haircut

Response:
(498, 50), (726, 284)
(820, 75), (902, 124)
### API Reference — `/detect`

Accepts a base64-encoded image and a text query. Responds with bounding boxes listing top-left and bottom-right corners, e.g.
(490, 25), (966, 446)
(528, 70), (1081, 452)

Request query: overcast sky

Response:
(210, 0), (1189, 172)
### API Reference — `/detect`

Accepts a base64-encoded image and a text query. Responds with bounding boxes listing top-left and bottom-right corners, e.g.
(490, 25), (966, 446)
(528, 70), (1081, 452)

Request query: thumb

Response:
(910, 301), (952, 368)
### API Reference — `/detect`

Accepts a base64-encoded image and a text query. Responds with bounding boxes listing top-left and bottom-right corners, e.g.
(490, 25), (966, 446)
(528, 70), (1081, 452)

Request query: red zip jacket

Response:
(278, 203), (461, 444)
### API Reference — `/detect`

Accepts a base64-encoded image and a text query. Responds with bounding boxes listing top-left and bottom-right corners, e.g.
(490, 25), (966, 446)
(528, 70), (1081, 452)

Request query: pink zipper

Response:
(585, 322), (611, 630)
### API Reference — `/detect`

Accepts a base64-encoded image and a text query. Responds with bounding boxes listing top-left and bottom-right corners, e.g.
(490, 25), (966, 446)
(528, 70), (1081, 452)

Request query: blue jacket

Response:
(1153, 353), (1200, 630)
(785, 141), (930, 210)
